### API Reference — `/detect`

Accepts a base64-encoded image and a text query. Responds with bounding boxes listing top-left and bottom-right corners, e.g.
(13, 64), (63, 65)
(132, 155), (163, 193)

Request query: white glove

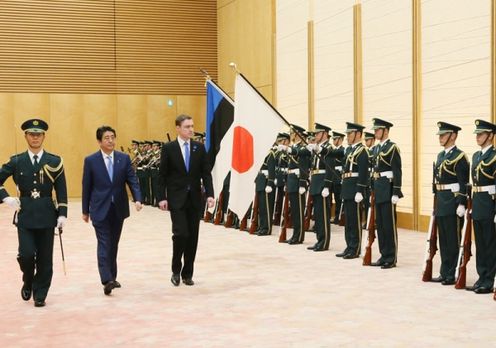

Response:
(265, 186), (273, 193)
(2, 196), (20, 210)
(314, 145), (322, 154)
(277, 144), (287, 152)
(272, 145), (277, 151)
(57, 216), (67, 229)
(299, 187), (306, 195)
(391, 195), (400, 205)
(321, 188), (329, 197)
(354, 192), (363, 203)
(456, 204), (465, 218)
(274, 179), (278, 186)
(286, 146), (292, 154)
(494, 215), (496, 223)
(306, 144), (315, 152)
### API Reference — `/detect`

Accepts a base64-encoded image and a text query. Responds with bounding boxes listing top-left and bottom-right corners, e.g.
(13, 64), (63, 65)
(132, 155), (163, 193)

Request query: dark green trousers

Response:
(375, 201), (398, 264)
(332, 184), (342, 222)
(313, 194), (331, 249)
(343, 200), (362, 256)
(257, 190), (275, 234)
(17, 228), (54, 302)
(473, 219), (496, 288)
(289, 192), (306, 242)
(437, 215), (461, 280)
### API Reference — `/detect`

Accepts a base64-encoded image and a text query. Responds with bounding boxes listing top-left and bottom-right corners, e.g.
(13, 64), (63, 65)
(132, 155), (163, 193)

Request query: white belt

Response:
(260, 170), (269, 176)
(374, 171), (393, 179)
(312, 169), (325, 175)
(137, 167), (144, 170)
(279, 168), (288, 173)
(436, 183), (460, 193)
(288, 169), (300, 175)
(473, 185), (496, 194)
(342, 172), (359, 179)
(335, 166), (342, 171)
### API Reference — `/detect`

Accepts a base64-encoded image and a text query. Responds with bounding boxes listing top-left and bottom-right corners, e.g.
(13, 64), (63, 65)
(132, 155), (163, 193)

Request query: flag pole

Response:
(199, 68), (234, 103)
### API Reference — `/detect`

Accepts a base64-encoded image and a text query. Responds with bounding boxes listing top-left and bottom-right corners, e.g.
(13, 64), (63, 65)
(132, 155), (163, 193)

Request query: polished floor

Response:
(0, 202), (494, 347)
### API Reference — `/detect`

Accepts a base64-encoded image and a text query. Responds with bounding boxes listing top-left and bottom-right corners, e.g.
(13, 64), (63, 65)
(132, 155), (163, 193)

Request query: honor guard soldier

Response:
(330, 131), (345, 223)
(255, 143), (276, 236)
(136, 141), (148, 205)
(273, 132), (290, 226)
(149, 141), (162, 207)
(194, 132), (206, 144)
(370, 118), (403, 269)
(467, 119), (496, 293)
(279, 124), (311, 244)
(363, 131), (376, 228)
(432, 122), (469, 285)
(336, 122), (369, 259)
(0, 119), (68, 307)
(306, 123), (333, 251)
(130, 140), (140, 170)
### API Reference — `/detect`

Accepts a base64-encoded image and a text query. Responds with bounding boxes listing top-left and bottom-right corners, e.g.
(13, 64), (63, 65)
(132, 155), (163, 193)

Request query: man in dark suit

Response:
(82, 126), (142, 296)
(0, 119), (67, 307)
(157, 114), (215, 287)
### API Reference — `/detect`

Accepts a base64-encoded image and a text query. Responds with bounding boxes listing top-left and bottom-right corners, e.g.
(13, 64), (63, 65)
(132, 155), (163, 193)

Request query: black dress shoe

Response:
(21, 284), (32, 301)
(335, 251), (347, 257)
(465, 285), (480, 292)
(171, 274), (180, 287)
(34, 299), (46, 307)
(313, 247), (327, 252)
(288, 240), (302, 245)
(430, 276), (444, 283)
(114, 281), (121, 288)
(343, 254), (358, 259)
(381, 263), (396, 269)
(257, 231), (269, 236)
(182, 278), (194, 286)
(441, 279), (455, 285)
(104, 281), (116, 295)
(474, 287), (493, 294)
(370, 261), (385, 267)
(307, 244), (317, 250)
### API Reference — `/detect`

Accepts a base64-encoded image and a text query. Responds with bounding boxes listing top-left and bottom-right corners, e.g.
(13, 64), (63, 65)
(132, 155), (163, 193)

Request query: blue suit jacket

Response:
(82, 150), (142, 222)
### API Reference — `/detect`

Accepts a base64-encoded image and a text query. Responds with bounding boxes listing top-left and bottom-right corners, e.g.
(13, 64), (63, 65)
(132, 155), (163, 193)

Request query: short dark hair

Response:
(96, 126), (116, 141)
(175, 114), (193, 126)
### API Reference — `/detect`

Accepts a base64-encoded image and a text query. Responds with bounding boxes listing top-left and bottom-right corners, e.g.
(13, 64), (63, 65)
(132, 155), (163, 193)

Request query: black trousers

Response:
(437, 215), (461, 280)
(313, 194), (331, 249)
(289, 192), (305, 242)
(343, 199), (362, 256)
(169, 195), (201, 279)
(17, 227), (54, 301)
(375, 201), (398, 264)
(93, 204), (124, 284)
(473, 218), (496, 288)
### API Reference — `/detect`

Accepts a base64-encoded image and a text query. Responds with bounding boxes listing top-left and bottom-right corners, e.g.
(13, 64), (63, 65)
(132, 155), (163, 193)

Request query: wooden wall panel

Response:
(0, 0), (217, 95)
(218, 0), (273, 97)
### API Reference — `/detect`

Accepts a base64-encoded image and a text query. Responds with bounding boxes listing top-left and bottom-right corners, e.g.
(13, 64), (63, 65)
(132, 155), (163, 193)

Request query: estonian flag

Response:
(205, 79), (235, 197)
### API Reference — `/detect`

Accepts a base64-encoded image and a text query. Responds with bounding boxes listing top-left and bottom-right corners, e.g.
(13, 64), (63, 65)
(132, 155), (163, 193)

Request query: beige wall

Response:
(0, 93), (206, 198)
(217, 0), (275, 102)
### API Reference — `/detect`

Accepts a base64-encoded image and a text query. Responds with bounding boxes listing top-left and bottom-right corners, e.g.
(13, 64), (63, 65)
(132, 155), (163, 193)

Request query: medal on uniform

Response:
(31, 188), (40, 199)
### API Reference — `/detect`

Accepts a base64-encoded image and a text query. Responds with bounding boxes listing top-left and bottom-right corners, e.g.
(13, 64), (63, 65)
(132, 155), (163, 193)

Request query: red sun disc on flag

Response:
(232, 126), (253, 173)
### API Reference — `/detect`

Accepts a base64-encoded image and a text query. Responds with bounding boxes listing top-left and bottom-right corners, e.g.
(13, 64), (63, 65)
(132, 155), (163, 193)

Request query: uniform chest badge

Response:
(31, 188), (40, 199)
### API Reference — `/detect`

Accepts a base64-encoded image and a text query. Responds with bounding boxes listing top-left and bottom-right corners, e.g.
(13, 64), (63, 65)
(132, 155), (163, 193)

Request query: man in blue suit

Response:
(82, 126), (142, 295)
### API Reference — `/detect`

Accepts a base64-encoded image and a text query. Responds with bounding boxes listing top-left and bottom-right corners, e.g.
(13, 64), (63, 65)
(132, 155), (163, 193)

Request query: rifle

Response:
(279, 191), (290, 242)
(166, 133), (171, 142)
(224, 210), (234, 228)
(363, 191), (376, 266)
(273, 186), (284, 225)
(338, 199), (345, 226)
(249, 192), (259, 234)
(214, 191), (224, 225)
(303, 193), (313, 231)
(455, 184), (472, 289)
(422, 162), (438, 282)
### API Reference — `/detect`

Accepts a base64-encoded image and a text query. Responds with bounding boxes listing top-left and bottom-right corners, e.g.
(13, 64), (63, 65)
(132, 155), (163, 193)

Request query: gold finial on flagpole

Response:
(229, 62), (240, 74)
(199, 68), (211, 87)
